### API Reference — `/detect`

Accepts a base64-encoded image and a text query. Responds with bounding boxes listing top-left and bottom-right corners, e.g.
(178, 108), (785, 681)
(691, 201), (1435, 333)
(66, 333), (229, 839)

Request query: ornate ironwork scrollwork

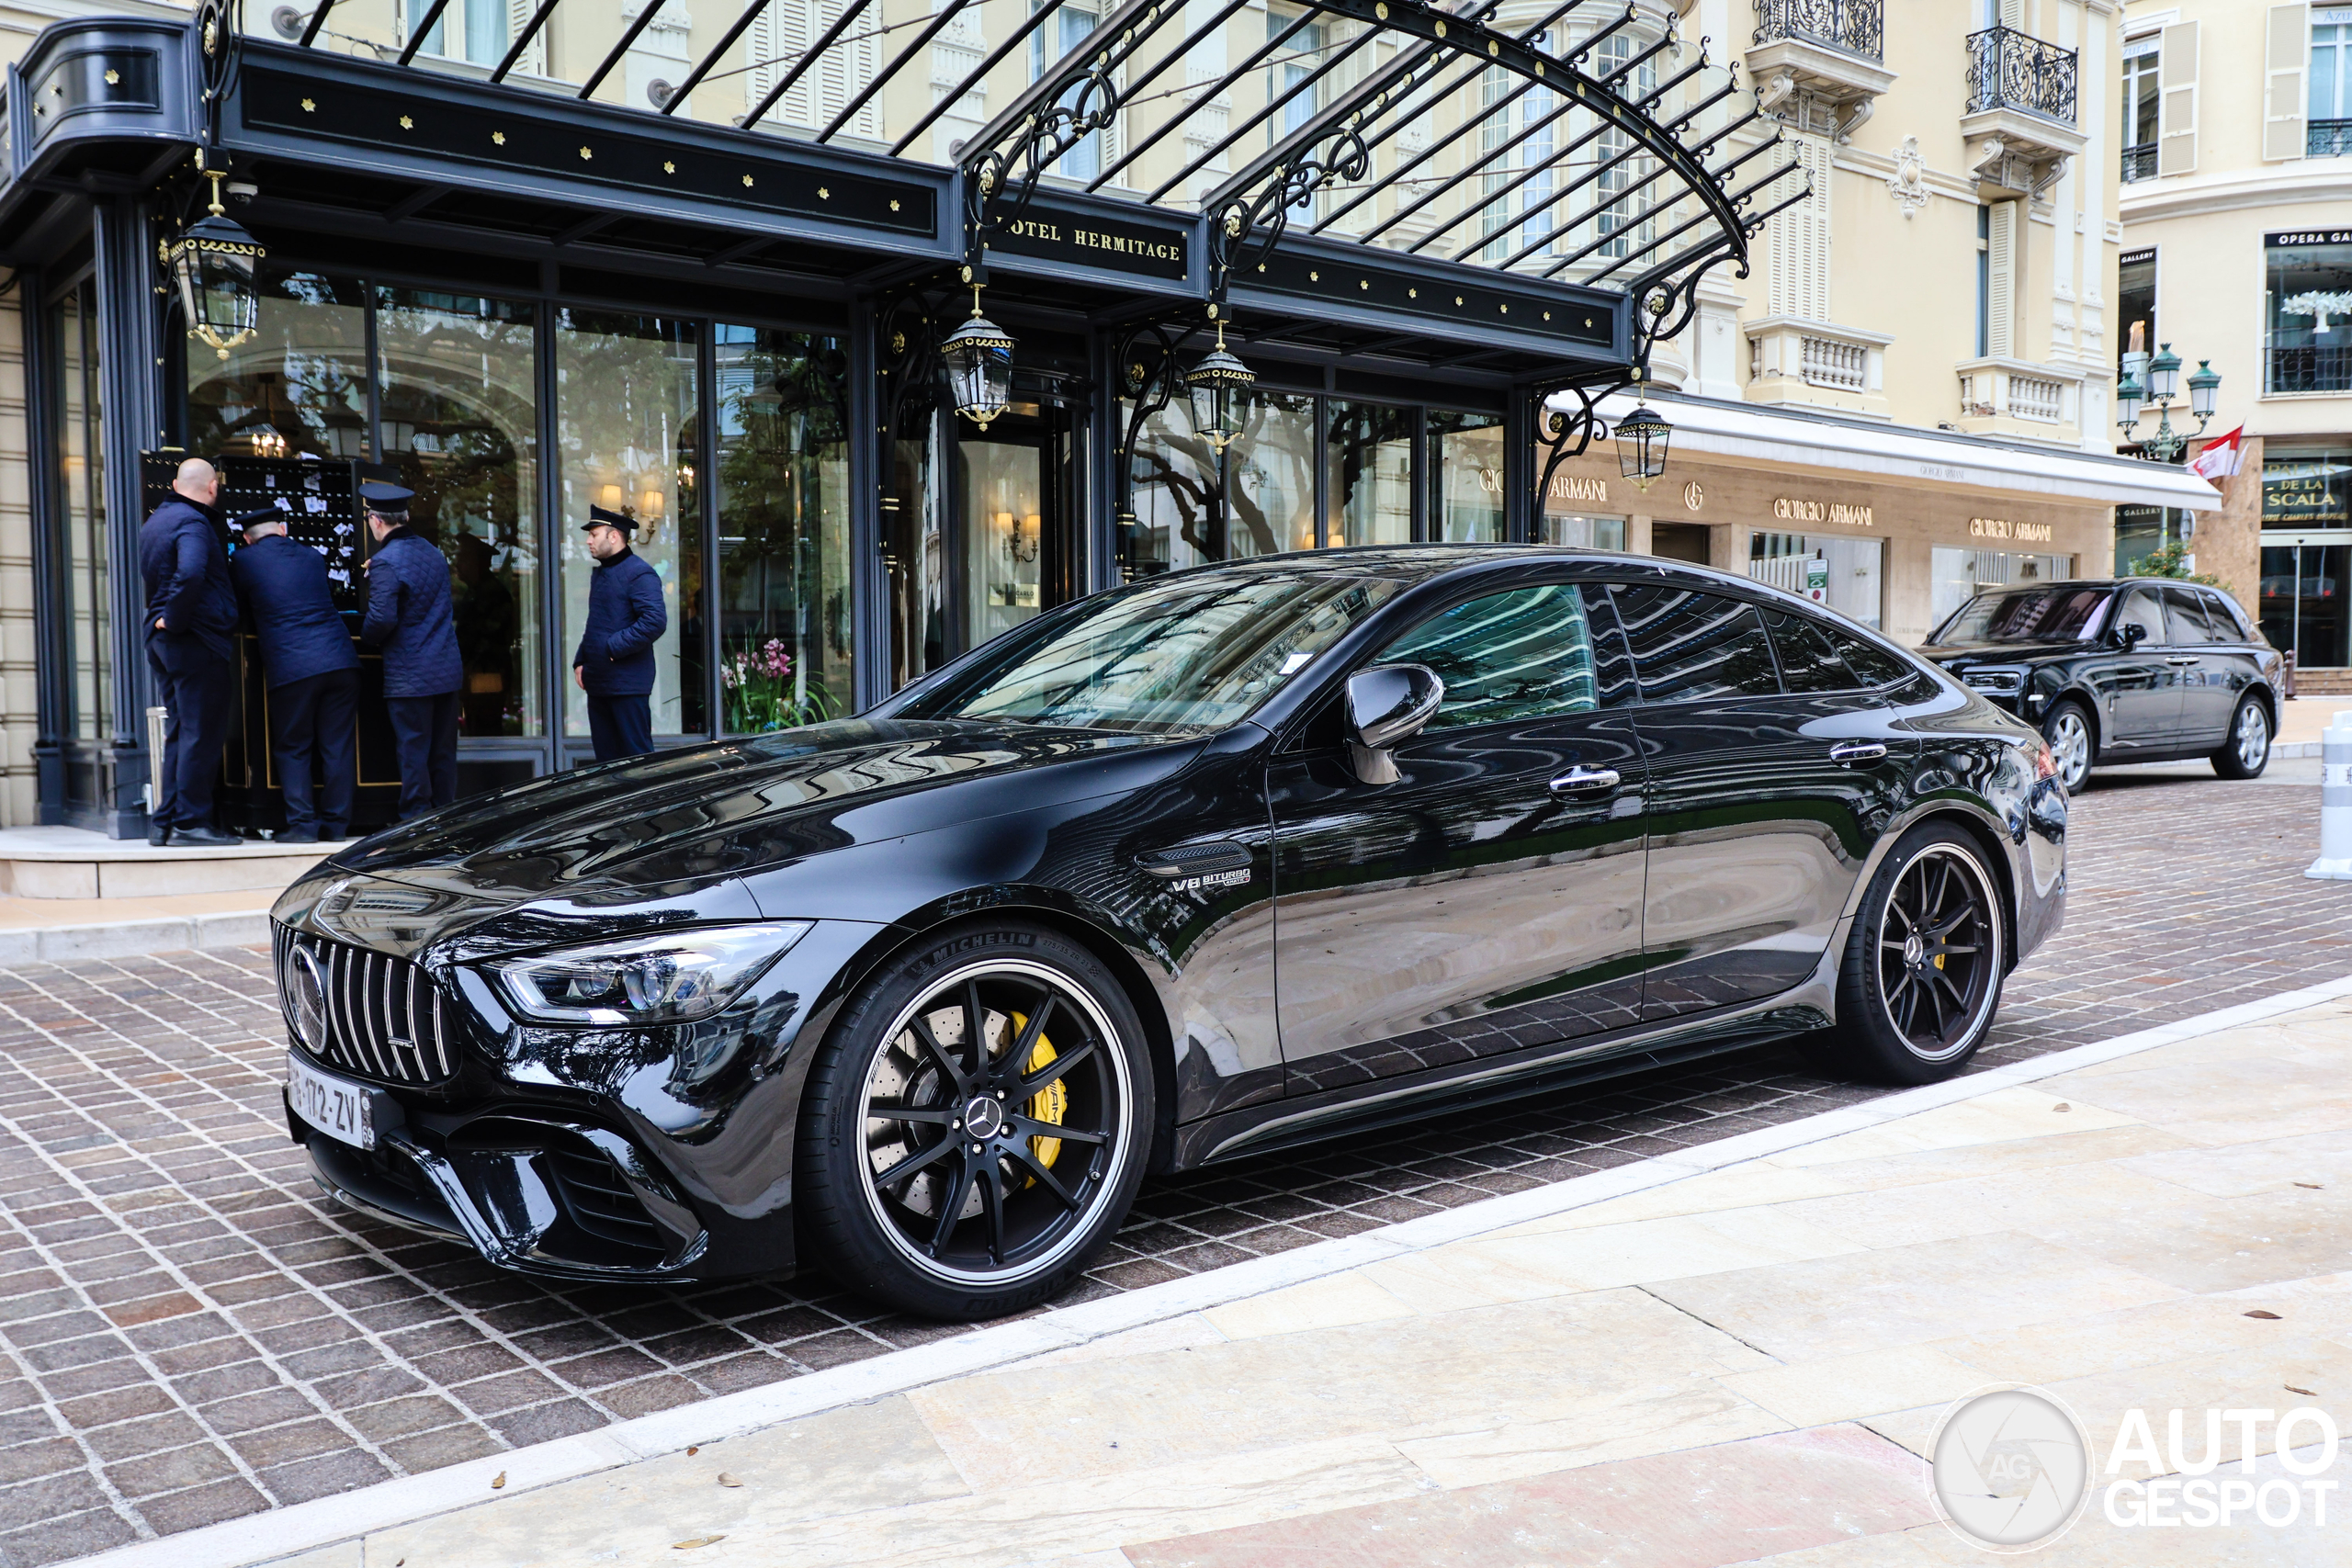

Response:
(1108, 315), (1200, 534)
(194, 0), (243, 154)
(1205, 122), (1373, 304)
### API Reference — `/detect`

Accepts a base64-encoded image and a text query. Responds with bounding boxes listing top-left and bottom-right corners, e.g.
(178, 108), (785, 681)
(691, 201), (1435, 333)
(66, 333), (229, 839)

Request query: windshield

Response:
(1928, 586), (2111, 647)
(899, 569), (1406, 733)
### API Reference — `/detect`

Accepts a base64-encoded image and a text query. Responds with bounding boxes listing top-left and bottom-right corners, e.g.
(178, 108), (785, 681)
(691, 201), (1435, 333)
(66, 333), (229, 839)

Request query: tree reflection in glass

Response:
(376, 288), (538, 737)
(716, 326), (853, 732)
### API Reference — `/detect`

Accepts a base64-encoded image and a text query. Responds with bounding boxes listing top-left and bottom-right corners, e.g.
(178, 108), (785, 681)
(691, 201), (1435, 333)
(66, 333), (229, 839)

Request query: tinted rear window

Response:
(1607, 586), (1781, 703)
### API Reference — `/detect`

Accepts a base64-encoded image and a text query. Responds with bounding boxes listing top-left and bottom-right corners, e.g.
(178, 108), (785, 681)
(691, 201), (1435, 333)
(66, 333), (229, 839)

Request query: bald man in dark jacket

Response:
(139, 457), (241, 847)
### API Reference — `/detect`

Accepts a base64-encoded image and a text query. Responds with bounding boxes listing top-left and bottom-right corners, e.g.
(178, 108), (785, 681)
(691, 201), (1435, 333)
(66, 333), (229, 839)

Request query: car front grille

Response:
(274, 923), (458, 1088)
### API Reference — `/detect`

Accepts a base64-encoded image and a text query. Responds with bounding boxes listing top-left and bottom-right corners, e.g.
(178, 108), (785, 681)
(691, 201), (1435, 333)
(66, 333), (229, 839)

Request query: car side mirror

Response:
(1344, 663), (1443, 784)
(2117, 622), (2147, 649)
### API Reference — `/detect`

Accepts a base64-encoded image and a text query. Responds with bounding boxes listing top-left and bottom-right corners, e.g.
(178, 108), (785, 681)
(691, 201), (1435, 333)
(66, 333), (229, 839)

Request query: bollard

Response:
(2309, 709), (2352, 880)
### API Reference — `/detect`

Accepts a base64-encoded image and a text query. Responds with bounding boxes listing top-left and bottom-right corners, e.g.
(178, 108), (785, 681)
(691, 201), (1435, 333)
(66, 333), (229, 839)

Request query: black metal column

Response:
(19, 271), (68, 824)
(92, 196), (164, 837)
(846, 295), (888, 711)
(1504, 381), (1535, 545)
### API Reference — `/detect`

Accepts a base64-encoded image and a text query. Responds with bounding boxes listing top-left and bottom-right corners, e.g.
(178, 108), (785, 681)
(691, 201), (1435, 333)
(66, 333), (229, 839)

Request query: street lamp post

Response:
(2116, 342), (2218, 462)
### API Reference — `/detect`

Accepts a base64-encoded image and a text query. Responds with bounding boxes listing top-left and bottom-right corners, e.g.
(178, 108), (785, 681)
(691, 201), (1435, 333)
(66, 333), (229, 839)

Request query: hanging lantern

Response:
(161, 168), (265, 362)
(1614, 400), (1671, 491)
(1184, 319), (1255, 456)
(939, 286), (1015, 430)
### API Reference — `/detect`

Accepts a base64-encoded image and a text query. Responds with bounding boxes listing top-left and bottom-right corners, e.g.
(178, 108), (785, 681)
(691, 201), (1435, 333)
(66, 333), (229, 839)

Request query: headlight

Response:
(484, 921), (812, 1025)
(1961, 667), (2025, 694)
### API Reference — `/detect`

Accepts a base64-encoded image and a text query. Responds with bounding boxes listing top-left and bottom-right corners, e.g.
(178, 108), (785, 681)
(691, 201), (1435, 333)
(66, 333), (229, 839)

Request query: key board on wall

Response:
(140, 452), (384, 614)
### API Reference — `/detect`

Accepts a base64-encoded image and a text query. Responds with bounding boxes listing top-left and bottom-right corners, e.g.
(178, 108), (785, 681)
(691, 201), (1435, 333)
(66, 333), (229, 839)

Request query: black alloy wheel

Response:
(1824, 823), (2007, 1085)
(797, 922), (1151, 1319)
(2041, 699), (2094, 795)
(2211, 694), (2271, 780)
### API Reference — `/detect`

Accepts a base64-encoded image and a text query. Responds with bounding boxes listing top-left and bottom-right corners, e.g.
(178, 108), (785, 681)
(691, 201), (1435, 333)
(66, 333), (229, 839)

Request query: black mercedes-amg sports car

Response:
(272, 547), (2067, 1319)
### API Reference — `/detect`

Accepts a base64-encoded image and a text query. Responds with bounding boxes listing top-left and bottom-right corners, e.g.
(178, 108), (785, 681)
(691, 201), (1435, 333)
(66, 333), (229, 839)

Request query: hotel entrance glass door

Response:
(2260, 542), (2352, 670)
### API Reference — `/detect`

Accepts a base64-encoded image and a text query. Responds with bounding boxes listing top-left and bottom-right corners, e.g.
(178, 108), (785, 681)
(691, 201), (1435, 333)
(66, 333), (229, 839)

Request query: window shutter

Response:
(1998, 0), (2023, 26)
(746, 6), (779, 119)
(1985, 199), (2016, 360)
(505, 0), (543, 75)
(2158, 19), (2199, 175)
(2264, 4), (2311, 161)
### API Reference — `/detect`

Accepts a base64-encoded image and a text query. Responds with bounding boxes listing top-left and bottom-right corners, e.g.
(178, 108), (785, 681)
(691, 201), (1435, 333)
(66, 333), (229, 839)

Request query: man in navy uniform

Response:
(358, 482), (463, 820)
(230, 505), (359, 843)
(573, 505), (668, 761)
(138, 457), (241, 847)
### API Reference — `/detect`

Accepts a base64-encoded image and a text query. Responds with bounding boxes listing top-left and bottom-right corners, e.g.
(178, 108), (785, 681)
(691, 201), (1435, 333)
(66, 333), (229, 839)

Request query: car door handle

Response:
(1828, 741), (1889, 765)
(1548, 766), (1622, 794)
(2164, 655), (2199, 665)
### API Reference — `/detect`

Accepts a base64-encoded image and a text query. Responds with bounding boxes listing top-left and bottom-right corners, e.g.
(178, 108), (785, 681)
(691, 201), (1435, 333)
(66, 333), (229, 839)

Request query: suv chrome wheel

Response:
(2043, 704), (2092, 794)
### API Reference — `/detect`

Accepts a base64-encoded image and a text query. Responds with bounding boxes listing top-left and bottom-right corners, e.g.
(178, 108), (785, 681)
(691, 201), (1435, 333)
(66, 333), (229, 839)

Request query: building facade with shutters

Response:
(1511, 0), (2219, 650)
(2115, 0), (2352, 677)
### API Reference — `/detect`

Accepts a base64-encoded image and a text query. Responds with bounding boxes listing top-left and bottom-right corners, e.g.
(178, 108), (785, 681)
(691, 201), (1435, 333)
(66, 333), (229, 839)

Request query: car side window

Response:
(1824, 626), (1914, 689)
(2201, 589), (2253, 643)
(2163, 586), (2219, 645)
(1763, 610), (1862, 694)
(2116, 589), (2165, 645)
(1374, 583), (1625, 731)
(1605, 585), (1781, 703)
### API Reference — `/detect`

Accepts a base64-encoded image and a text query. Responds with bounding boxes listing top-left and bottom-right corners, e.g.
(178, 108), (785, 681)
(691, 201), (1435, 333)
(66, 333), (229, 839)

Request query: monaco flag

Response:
(2188, 425), (2245, 482)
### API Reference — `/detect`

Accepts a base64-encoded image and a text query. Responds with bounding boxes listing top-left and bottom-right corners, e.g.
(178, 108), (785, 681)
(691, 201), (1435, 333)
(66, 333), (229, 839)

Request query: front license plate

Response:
(287, 1050), (376, 1150)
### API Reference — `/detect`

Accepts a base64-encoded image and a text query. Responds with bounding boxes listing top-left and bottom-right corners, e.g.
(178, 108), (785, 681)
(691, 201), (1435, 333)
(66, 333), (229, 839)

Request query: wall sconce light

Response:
(640, 489), (665, 518)
(598, 482), (624, 511)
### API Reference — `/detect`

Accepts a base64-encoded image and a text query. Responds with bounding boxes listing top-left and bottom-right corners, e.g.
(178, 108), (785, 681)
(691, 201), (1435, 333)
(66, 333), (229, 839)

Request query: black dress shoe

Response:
(172, 827), (242, 849)
(277, 827), (321, 844)
(146, 825), (173, 848)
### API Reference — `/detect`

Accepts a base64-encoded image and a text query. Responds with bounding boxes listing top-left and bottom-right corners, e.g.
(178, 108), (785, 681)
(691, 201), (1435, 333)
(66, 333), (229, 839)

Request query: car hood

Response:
(1923, 639), (2093, 664)
(314, 717), (1203, 913)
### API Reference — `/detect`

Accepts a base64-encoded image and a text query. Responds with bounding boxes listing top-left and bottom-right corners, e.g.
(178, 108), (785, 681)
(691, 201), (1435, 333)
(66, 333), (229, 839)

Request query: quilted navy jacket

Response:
(571, 548), (667, 696)
(139, 497), (238, 660)
(359, 529), (463, 697)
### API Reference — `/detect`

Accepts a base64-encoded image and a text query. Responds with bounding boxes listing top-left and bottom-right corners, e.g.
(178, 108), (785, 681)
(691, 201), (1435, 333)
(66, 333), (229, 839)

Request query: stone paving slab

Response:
(252, 990), (2352, 1568)
(0, 773), (2341, 1565)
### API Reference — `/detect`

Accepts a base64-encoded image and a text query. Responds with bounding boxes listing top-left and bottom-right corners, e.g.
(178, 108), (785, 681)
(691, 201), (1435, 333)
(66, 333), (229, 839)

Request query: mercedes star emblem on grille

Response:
(288, 946), (330, 1055)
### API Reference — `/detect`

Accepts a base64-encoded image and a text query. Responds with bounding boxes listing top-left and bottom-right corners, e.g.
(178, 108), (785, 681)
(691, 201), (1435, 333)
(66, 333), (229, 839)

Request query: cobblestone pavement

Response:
(0, 772), (2341, 1565)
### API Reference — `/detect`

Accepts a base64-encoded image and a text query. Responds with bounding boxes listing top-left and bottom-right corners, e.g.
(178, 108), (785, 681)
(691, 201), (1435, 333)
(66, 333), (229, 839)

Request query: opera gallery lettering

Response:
(1772, 497), (1874, 528)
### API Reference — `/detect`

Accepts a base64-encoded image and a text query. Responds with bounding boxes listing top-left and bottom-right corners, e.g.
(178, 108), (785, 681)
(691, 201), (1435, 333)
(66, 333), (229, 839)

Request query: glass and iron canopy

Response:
(21, 0), (1804, 391)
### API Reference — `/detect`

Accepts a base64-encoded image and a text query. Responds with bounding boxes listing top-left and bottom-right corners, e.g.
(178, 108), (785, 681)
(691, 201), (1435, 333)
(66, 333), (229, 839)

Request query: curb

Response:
(62, 970), (2352, 1568)
(0, 911), (274, 964)
(2277, 741), (2320, 759)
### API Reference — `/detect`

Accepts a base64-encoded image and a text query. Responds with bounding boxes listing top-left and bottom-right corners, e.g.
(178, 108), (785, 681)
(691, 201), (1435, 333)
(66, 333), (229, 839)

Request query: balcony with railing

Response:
(2121, 142), (2158, 183)
(1755, 0), (1883, 61)
(1959, 26), (2083, 198)
(1747, 0), (1894, 141)
(2312, 120), (2352, 158)
(1954, 359), (2085, 446)
(2267, 345), (2352, 395)
(1747, 318), (1893, 419)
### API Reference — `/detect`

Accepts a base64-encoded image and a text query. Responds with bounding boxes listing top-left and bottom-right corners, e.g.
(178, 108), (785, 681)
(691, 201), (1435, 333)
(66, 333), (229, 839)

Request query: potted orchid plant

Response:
(721, 636), (840, 732)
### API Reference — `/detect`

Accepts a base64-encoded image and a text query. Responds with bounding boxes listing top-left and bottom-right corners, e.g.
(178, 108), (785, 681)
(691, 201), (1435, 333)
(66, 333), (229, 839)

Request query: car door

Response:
(2164, 586), (2236, 748)
(1611, 585), (1915, 1021)
(2087, 585), (2180, 750)
(1270, 581), (1649, 1096)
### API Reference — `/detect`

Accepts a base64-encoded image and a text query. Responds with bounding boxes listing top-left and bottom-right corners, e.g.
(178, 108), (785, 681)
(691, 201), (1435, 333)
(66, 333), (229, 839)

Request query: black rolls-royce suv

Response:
(1923, 580), (2284, 794)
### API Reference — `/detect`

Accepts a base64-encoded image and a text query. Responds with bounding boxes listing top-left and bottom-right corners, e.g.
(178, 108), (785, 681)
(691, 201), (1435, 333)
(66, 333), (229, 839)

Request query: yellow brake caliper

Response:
(1006, 1012), (1067, 1172)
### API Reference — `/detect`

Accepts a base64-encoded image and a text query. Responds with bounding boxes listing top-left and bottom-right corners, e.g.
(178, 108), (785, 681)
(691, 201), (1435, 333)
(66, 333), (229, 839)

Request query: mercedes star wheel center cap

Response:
(964, 1097), (1005, 1139)
(1904, 932), (1926, 968)
(289, 947), (330, 1055)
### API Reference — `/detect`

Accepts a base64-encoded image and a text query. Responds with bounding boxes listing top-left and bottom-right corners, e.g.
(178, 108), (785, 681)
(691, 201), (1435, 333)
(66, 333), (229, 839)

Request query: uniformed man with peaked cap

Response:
(230, 504), (360, 843)
(139, 457), (242, 847)
(572, 503), (668, 762)
(357, 481), (464, 820)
